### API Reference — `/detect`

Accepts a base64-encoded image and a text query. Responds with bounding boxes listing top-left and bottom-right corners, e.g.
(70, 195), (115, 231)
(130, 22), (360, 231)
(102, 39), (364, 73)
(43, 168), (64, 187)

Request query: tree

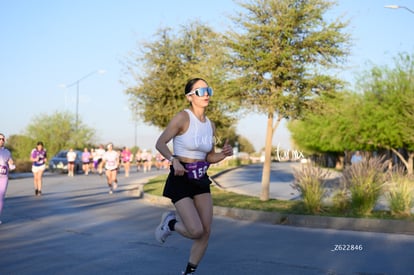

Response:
(124, 21), (240, 146)
(289, 91), (363, 150)
(289, 52), (414, 174)
(25, 111), (96, 157)
(238, 136), (255, 154)
(226, 0), (350, 200)
(7, 134), (35, 161)
(215, 125), (256, 153)
(288, 91), (362, 167)
(356, 53), (414, 174)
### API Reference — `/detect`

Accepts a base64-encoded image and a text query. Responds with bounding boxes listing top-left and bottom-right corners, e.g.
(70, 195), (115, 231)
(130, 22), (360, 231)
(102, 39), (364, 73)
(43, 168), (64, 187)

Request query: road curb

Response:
(212, 206), (414, 235)
(15, 171), (413, 236)
(128, 180), (414, 236)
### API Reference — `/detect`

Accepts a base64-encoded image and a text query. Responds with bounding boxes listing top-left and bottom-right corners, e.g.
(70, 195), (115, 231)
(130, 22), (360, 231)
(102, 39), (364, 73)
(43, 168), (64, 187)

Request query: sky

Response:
(1, 0), (413, 153)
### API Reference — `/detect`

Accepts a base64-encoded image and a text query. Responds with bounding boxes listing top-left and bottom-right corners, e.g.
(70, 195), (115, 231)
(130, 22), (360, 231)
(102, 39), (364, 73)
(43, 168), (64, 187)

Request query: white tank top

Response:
(173, 109), (213, 160)
(103, 150), (119, 170)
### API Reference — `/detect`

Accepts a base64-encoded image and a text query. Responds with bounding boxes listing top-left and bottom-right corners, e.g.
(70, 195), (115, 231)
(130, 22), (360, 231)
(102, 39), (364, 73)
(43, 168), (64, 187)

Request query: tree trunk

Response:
(260, 113), (273, 201)
(260, 113), (282, 201)
(335, 155), (344, 170)
(408, 152), (414, 175)
(390, 148), (414, 175)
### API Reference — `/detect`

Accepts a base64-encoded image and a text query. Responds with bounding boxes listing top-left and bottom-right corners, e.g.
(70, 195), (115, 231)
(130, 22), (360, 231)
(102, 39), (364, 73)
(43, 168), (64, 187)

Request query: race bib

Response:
(185, 161), (210, 180)
(0, 165), (8, 176)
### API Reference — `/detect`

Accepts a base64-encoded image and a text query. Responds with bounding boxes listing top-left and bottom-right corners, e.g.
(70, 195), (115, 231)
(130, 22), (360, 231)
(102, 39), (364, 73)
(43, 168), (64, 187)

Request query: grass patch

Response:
(143, 173), (302, 214)
(211, 186), (301, 213)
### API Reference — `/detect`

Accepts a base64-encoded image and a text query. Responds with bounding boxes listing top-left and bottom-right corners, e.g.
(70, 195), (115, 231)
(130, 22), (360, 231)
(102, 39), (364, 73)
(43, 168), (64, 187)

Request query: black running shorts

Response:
(163, 165), (211, 204)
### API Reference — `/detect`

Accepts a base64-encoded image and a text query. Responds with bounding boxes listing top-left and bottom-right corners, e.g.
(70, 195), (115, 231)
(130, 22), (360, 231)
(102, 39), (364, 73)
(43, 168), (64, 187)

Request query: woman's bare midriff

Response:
(176, 156), (205, 164)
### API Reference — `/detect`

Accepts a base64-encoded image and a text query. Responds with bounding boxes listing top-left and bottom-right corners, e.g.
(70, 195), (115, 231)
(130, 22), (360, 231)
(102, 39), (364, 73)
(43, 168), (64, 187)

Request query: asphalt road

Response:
(1, 167), (414, 274)
(212, 162), (302, 200)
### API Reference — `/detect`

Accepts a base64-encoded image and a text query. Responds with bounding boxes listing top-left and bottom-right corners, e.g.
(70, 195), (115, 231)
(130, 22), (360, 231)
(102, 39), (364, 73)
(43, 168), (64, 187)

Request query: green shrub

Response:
(331, 188), (351, 213)
(342, 157), (387, 215)
(386, 170), (414, 217)
(292, 163), (330, 214)
(226, 158), (241, 167)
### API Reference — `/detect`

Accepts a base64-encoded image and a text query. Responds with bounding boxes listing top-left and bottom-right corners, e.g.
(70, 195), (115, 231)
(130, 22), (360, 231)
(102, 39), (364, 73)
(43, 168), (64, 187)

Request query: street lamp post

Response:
(63, 69), (106, 131)
(384, 5), (414, 14)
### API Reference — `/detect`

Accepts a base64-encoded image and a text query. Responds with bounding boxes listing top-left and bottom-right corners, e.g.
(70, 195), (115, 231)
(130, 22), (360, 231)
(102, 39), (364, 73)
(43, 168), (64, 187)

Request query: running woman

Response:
(66, 148), (77, 177)
(95, 144), (106, 175)
(0, 133), (15, 225)
(102, 143), (119, 194)
(30, 141), (47, 196)
(155, 78), (233, 275)
(135, 149), (143, 172)
(140, 149), (152, 172)
(121, 147), (132, 177)
(82, 148), (91, 175)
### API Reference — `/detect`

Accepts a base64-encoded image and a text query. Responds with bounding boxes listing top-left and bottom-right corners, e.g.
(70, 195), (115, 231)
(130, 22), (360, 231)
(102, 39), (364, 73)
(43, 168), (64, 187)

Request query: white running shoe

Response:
(109, 189), (113, 194)
(155, 211), (175, 244)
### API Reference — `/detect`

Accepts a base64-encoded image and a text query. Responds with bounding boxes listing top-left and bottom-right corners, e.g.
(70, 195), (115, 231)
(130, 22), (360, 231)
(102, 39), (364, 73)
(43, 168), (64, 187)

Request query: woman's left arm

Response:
(206, 139), (233, 163)
(206, 122), (233, 163)
(8, 155), (14, 166)
(8, 153), (15, 170)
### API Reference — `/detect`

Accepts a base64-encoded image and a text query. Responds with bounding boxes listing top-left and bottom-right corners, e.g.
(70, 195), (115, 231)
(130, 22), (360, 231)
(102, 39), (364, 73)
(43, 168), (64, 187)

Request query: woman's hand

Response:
(172, 159), (186, 176)
(221, 139), (233, 157)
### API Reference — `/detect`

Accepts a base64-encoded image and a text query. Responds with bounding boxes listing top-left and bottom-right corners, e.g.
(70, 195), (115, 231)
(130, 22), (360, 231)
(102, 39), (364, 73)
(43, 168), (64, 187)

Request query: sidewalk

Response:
(211, 162), (301, 200)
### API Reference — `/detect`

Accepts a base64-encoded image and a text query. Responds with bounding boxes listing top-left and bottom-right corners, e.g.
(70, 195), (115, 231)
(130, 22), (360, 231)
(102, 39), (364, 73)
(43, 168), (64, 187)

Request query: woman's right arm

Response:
(155, 111), (187, 175)
(30, 150), (36, 162)
(155, 111), (186, 160)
